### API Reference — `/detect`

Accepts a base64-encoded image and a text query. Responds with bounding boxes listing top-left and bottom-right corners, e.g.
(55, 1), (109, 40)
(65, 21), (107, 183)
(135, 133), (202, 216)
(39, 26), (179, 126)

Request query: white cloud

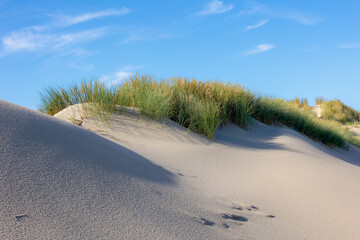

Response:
(59, 48), (95, 58)
(69, 62), (94, 71)
(101, 72), (133, 86)
(119, 27), (175, 45)
(245, 19), (269, 31)
(120, 65), (143, 72)
(101, 66), (143, 85)
(51, 8), (131, 26)
(1, 27), (52, 54)
(0, 7), (131, 56)
(117, 71), (133, 79)
(1, 27), (106, 55)
(337, 43), (360, 49)
(243, 44), (275, 56)
(281, 11), (322, 25)
(197, 0), (234, 15)
(239, 2), (323, 25)
(55, 28), (106, 47)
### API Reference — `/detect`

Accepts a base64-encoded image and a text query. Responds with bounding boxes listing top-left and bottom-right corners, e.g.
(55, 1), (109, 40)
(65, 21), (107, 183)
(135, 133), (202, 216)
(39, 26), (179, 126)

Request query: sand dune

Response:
(350, 125), (360, 137)
(2, 100), (360, 239)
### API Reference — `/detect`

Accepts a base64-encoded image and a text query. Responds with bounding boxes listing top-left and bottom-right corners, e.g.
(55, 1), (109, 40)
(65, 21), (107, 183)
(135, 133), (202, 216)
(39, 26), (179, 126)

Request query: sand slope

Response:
(350, 125), (360, 137)
(2, 101), (360, 239)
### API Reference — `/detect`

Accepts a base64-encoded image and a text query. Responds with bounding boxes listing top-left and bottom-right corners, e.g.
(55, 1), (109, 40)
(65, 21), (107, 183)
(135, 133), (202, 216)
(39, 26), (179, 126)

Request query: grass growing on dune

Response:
(320, 99), (360, 124)
(39, 75), (360, 148)
(39, 81), (119, 117)
(253, 98), (360, 148)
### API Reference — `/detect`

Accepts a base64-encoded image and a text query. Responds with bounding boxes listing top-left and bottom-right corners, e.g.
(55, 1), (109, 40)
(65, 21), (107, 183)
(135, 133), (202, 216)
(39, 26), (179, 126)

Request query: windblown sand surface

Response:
(349, 125), (360, 137)
(2, 101), (360, 239)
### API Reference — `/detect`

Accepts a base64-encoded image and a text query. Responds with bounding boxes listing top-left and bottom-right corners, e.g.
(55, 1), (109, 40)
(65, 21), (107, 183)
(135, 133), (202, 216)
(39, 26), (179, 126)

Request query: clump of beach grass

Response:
(253, 97), (360, 148)
(320, 99), (360, 124)
(38, 74), (360, 148)
(39, 80), (119, 121)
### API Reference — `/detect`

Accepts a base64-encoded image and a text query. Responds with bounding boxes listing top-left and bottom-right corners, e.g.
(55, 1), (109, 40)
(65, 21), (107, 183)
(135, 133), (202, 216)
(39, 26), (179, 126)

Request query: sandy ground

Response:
(349, 125), (360, 136)
(2, 101), (360, 239)
(311, 105), (322, 118)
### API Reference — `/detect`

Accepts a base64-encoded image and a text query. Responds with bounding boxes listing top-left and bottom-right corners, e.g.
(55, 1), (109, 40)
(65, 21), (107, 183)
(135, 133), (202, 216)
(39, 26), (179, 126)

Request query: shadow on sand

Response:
(0, 100), (175, 185)
(215, 120), (360, 167)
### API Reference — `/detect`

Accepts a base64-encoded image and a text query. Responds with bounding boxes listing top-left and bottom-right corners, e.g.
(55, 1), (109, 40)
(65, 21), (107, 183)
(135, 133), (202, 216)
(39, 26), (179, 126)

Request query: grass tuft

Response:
(39, 75), (360, 148)
(320, 99), (360, 124)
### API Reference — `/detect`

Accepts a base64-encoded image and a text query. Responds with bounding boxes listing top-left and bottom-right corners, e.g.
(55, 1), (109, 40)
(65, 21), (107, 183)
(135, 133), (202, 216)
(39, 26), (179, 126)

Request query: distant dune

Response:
(350, 126), (360, 137)
(1, 100), (360, 239)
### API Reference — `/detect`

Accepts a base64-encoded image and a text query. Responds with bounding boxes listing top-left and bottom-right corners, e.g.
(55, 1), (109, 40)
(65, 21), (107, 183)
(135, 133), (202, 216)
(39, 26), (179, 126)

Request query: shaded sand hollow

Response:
(1, 101), (360, 239)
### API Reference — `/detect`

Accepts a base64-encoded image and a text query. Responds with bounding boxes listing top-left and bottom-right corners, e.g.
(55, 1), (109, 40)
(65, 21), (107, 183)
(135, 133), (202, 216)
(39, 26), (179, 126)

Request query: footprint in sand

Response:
(15, 215), (29, 221)
(232, 203), (276, 219)
(233, 205), (258, 211)
(195, 217), (215, 226)
(222, 213), (248, 222)
(222, 223), (230, 229)
(176, 171), (197, 178)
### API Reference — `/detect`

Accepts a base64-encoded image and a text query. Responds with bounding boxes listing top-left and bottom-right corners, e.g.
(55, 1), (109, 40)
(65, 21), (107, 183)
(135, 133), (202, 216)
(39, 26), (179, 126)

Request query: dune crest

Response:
(2, 100), (360, 239)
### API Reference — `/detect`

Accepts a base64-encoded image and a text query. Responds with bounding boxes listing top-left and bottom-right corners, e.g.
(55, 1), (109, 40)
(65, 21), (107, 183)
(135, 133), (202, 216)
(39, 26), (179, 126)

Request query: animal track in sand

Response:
(231, 203), (276, 219)
(233, 204), (258, 211)
(155, 190), (162, 196)
(15, 215), (29, 221)
(194, 217), (215, 226)
(175, 171), (197, 178)
(222, 223), (230, 229)
(193, 202), (275, 230)
(222, 213), (248, 222)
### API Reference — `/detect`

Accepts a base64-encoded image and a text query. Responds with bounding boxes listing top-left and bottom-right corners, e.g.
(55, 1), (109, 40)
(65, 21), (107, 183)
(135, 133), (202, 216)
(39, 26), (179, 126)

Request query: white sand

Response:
(312, 105), (322, 118)
(349, 125), (360, 137)
(2, 101), (360, 239)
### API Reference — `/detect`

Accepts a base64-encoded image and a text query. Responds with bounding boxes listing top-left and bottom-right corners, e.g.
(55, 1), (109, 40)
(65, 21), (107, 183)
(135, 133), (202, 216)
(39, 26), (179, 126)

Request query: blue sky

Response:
(1, 0), (359, 110)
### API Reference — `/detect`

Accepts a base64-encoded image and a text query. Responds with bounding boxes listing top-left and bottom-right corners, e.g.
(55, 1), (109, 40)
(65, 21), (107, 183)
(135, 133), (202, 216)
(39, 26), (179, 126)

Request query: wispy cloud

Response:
(337, 42), (360, 49)
(50, 8), (131, 26)
(101, 66), (143, 85)
(1, 7), (130, 56)
(59, 48), (97, 58)
(119, 27), (175, 45)
(116, 71), (133, 79)
(239, 2), (323, 25)
(55, 28), (106, 47)
(1, 26), (106, 55)
(69, 62), (94, 71)
(243, 44), (275, 56)
(197, 0), (234, 15)
(245, 19), (269, 31)
(1, 26), (52, 54)
(101, 72), (133, 86)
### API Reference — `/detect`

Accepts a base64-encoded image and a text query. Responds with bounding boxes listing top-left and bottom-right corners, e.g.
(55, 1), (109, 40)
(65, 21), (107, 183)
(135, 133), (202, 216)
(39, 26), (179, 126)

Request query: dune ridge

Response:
(2, 100), (360, 239)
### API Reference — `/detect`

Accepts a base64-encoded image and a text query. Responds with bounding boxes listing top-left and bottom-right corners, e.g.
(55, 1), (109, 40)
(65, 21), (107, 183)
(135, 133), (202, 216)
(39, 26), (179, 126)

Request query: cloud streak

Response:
(243, 44), (275, 56)
(0, 6), (131, 56)
(51, 8), (131, 26)
(239, 2), (323, 25)
(119, 27), (175, 45)
(245, 19), (269, 31)
(1, 27), (50, 53)
(197, 0), (234, 15)
(101, 66), (143, 85)
(69, 62), (94, 71)
(0, 7), (132, 56)
(1, 27), (106, 55)
(101, 71), (133, 86)
(337, 42), (360, 49)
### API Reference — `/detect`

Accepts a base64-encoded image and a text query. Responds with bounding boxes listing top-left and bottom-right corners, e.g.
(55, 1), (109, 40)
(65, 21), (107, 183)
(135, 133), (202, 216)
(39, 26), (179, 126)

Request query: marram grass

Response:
(39, 75), (360, 148)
